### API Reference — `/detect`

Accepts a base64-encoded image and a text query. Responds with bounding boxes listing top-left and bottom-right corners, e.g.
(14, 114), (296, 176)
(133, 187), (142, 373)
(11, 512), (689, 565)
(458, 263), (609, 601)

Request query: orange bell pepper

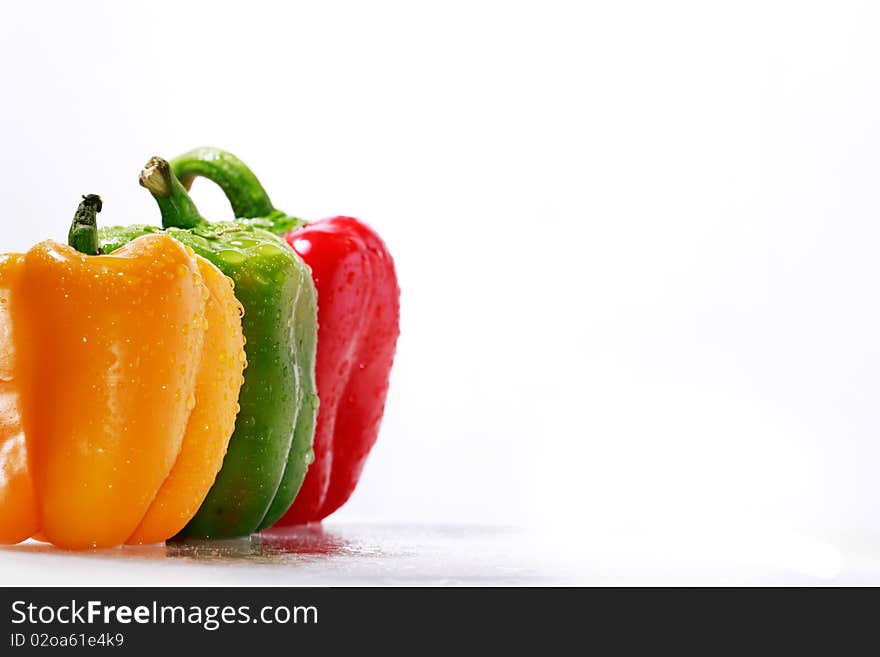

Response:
(0, 195), (245, 549)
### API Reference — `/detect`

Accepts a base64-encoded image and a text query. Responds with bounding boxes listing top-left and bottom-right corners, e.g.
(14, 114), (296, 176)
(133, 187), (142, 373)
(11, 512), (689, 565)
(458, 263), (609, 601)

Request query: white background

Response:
(2, 1), (879, 582)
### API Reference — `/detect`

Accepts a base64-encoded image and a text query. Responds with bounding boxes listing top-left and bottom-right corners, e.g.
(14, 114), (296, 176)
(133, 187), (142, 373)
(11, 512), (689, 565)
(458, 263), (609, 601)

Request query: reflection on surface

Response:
(260, 524), (354, 556)
(0, 525), (370, 564)
(0, 540), (168, 560)
(165, 534), (264, 562)
(0, 525), (534, 585)
(168, 525), (358, 562)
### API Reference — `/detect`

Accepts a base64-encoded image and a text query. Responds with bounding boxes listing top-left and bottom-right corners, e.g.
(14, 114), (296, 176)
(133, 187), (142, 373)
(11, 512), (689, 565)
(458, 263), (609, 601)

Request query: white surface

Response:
(1, 521), (879, 586)
(2, 1), (880, 584)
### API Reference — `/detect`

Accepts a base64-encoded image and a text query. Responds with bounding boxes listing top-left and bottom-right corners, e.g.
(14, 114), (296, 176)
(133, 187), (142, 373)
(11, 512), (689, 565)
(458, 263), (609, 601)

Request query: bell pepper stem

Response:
(171, 147), (305, 234)
(139, 157), (205, 230)
(68, 194), (103, 255)
(171, 147), (277, 219)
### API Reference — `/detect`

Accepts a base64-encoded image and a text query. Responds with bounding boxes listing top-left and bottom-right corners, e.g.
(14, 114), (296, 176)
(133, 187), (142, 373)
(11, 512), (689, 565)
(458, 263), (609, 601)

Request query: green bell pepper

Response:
(99, 157), (318, 538)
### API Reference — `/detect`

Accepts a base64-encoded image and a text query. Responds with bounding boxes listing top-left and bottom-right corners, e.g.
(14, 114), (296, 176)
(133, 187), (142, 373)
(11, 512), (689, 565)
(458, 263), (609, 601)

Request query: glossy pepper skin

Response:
(171, 148), (399, 524)
(0, 196), (245, 549)
(99, 158), (318, 537)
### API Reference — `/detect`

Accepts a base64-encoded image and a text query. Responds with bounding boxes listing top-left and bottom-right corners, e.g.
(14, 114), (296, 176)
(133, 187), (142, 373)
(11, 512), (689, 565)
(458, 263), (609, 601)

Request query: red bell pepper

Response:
(279, 217), (400, 523)
(170, 148), (400, 524)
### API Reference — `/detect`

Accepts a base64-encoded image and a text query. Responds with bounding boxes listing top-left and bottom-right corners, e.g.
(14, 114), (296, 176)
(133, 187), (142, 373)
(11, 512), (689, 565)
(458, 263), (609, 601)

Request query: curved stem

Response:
(171, 147), (307, 235)
(171, 147), (277, 219)
(68, 194), (103, 255)
(139, 157), (205, 230)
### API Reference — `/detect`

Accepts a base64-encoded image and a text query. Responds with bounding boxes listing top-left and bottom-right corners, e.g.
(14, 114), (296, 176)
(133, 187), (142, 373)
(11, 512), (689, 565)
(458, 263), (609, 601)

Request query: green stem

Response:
(171, 147), (277, 219)
(139, 157), (205, 230)
(170, 147), (305, 234)
(68, 194), (103, 255)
